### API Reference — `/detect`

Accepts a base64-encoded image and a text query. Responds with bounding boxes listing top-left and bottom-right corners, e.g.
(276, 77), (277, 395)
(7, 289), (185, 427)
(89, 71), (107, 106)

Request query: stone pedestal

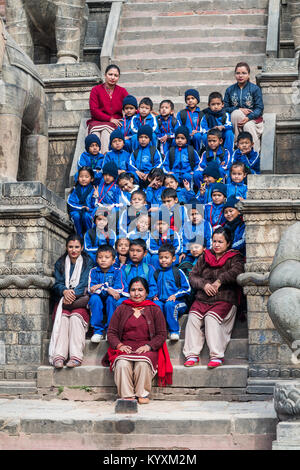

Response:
(0, 182), (72, 380)
(273, 380), (300, 449)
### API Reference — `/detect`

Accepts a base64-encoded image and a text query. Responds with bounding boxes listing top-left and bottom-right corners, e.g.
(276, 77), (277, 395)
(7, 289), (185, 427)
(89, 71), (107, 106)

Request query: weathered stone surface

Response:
(115, 398), (138, 414)
(274, 380), (300, 421)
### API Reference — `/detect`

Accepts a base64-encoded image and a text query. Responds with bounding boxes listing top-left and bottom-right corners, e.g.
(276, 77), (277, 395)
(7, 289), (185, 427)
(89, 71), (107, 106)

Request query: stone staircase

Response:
(115, 0), (268, 111)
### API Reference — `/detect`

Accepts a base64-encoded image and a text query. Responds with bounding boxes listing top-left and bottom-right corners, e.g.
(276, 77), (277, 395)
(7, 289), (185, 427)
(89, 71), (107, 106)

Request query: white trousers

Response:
(114, 359), (153, 398)
(230, 109), (264, 153)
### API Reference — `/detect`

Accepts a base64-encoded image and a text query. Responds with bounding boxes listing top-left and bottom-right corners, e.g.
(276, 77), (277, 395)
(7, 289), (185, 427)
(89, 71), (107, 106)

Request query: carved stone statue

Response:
(5, 0), (88, 64)
(0, 18), (48, 183)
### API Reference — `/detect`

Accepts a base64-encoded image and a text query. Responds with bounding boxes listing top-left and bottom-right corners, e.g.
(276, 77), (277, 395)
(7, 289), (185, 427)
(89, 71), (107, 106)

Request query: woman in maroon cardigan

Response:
(105, 276), (171, 404)
(183, 227), (244, 369)
(87, 64), (128, 154)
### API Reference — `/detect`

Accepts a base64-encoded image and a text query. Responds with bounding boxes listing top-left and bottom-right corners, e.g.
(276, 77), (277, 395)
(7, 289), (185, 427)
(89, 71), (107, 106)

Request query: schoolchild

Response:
(102, 128), (131, 175)
(185, 162), (222, 205)
(163, 125), (200, 185)
(164, 174), (195, 204)
(204, 183), (227, 231)
(177, 89), (203, 152)
(130, 97), (159, 149)
(75, 134), (104, 185)
(232, 131), (260, 174)
(88, 245), (124, 342)
(121, 95), (138, 153)
(117, 172), (140, 207)
(93, 161), (121, 210)
(153, 244), (191, 341)
(118, 189), (148, 236)
(113, 237), (130, 269)
(67, 166), (96, 238)
(84, 208), (116, 264)
(156, 99), (178, 155)
(160, 188), (188, 236)
(181, 206), (213, 262)
(223, 196), (246, 256)
(200, 91), (234, 154)
(128, 125), (163, 187)
(147, 213), (182, 269)
(145, 168), (166, 208)
(227, 162), (248, 200)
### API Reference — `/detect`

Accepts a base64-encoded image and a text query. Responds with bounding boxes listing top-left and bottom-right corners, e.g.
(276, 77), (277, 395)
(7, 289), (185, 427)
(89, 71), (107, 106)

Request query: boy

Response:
(161, 188), (188, 236)
(156, 99), (178, 155)
(204, 182), (227, 230)
(200, 91), (234, 155)
(194, 128), (232, 186)
(223, 195), (246, 256)
(163, 125), (200, 185)
(102, 128), (130, 175)
(128, 125), (163, 186)
(148, 212), (182, 269)
(118, 238), (158, 305)
(120, 95), (138, 153)
(130, 97), (158, 149)
(181, 206), (212, 262)
(164, 174), (195, 204)
(145, 168), (166, 208)
(232, 131), (260, 174)
(177, 88), (203, 152)
(153, 244), (190, 341)
(75, 134), (104, 185)
(93, 161), (121, 211)
(84, 209), (117, 264)
(88, 245), (124, 342)
(227, 162), (248, 200)
(118, 189), (148, 236)
(184, 161), (222, 204)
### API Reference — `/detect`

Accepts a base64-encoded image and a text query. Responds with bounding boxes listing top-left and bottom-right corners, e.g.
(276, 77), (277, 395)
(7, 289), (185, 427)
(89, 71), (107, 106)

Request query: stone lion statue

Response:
(5, 0), (88, 64)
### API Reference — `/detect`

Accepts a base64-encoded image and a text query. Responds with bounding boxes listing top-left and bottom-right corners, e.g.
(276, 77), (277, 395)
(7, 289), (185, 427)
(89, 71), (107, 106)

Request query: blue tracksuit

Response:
(163, 144), (200, 184)
(226, 181), (248, 199)
(176, 106), (203, 151)
(200, 109), (234, 154)
(204, 202), (226, 230)
(118, 184), (140, 208)
(84, 227), (117, 264)
(232, 149), (260, 174)
(67, 183), (96, 238)
(118, 206), (148, 236)
(148, 229), (182, 269)
(175, 187), (197, 204)
(130, 113), (159, 149)
(154, 266), (190, 334)
(88, 266), (124, 334)
(102, 149), (131, 173)
(156, 114), (179, 155)
(128, 144), (163, 180)
(194, 146), (232, 186)
(120, 114), (136, 153)
(94, 177), (121, 208)
(127, 229), (152, 264)
(146, 186), (166, 207)
(224, 81), (264, 120)
(75, 151), (104, 184)
(224, 217), (246, 256)
(118, 260), (158, 305)
(182, 220), (213, 251)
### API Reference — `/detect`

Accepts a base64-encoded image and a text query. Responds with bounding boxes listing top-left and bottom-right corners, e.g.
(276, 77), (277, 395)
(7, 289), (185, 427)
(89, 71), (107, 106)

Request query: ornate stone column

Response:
(273, 381), (300, 449)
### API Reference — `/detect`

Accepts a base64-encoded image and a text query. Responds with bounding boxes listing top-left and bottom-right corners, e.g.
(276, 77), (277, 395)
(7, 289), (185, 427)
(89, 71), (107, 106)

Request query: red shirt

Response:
(87, 83), (128, 127)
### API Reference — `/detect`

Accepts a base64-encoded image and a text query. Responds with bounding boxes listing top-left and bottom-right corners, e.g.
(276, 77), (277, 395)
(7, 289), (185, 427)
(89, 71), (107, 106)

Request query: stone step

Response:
(37, 363), (249, 389)
(0, 381), (37, 396)
(118, 81), (231, 99)
(123, 1), (269, 16)
(0, 398), (277, 450)
(120, 12), (267, 29)
(114, 37), (266, 57)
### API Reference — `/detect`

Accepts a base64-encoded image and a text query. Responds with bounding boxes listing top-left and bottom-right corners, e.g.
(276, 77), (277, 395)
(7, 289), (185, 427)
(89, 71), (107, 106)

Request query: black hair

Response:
(164, 174), (178, 184)
(96, 244), (116, 258)
(207, 128), (223, 140)
(158, 243), (175, 257)
(129, 238), (147, 252)
(237, 131), (253, 144)
(235, 62), (250, 74)
(77, 166), (94, 181)
(230, 162), (248, 174)
(115, 237), (130, 249)
(208, 91), (223, 104)
(147, 167), (165, 182)
(56, 233), (89, 273)
(131, 189), (147, 202)
(117, 172), (135, 184)
(212, 226), (232, 247)
(66, 233), (83, 247)
(159, 99), (174, 110)
(105, 64), (121, 75)
(161, 188), (178, 201)
(128, 276), (149, 295)
(139, 97), (153, 110)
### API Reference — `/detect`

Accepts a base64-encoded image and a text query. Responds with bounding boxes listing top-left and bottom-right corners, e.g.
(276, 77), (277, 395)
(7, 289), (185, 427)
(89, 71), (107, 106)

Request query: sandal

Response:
(66, 359), (81, 368)
(54, 360), (64, 369)
(184, 358), (199, 367)
(207, 359), (224, 369)
(138, 397), (150, 404)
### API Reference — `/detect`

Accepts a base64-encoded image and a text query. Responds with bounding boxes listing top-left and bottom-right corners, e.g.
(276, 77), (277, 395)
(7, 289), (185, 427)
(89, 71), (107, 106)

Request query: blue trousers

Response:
(89, 293), (117, 334)
(191, 132), (203, 153)
(69, 210), (93, 239)
(155, 299), (187, 334)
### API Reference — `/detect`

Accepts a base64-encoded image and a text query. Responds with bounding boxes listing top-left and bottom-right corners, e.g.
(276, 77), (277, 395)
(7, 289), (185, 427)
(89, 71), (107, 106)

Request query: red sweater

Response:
(87, 83), (128, 129)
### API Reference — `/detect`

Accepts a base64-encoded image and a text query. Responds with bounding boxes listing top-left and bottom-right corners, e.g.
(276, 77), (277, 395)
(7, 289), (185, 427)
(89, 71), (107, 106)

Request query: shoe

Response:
(54, 360), (64, 369)
(207, 359), (224, 369)
(91, 333), (104, 343)
(183, 358), (199, 367)
(169, 333), (180, 341)
(66, 359), (81, 368)
(138, 397), (150, 404)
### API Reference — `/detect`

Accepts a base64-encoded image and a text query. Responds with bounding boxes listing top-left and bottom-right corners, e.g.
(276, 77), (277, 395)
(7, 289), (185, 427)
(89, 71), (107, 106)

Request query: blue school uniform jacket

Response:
(163, 144), (200, 175)
(232, 149), (260, 174)
(148, 229), (182, 256)
(182, 220), (213, 251)
(226, 181), (248, 200)
(120, 115), (135, 139)
(128, 144), (163, 175)
(198, 147), (232, 180)
(146, 186), (166, 207)
(102, 149), (130, 173)
(94, 177), (121, 208)
(88, 265), (124, 296)
(204, 202), (226, 229)
(118, 184), (140, 208)
(156, 115), (178, 140)
(155, 266), (191, 301)
(67, 183), (96, 213)
(224, 217), (246, 256)
(176, 107), (202, 134)
(84, 228), (117, 264)
(176, 187), (196, 204)
(118, 206), (148, 236)
(75, 151), (104, 185)
(131, 113), (159, 136)
(200, 110), (233, 133)
(224, 81), (264, 120)
(120, 260), (158, 300)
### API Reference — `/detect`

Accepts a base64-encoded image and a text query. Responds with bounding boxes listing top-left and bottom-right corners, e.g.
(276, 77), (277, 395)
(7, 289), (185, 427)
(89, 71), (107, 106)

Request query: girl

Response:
(145, 168), (166, 208)
(114, 237), (130, 269)
(84, 209), (117, 264)
(117, 172), (140, 207)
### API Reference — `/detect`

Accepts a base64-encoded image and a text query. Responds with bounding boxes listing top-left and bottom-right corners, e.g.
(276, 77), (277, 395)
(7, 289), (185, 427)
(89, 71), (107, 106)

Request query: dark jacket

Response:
(224, 81), (264, 120)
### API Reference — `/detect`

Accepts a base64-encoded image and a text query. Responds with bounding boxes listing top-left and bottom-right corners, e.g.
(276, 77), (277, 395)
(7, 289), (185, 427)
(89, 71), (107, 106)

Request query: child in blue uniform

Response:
(227, 162), (248, 200)
(156, 99), (178, 156)
(223, 196), (246, 256)
(182, 206), (213, 261)
(200, 91), (234, 155)
(145, 168), (166, 209)
(102, 128), (131, 175)
(163, 125), (200, 185)
(67, 166), (96, 238)
(88, 245), (124, 342)
(148, 213), (182, 269)
(93, 161), (122, 211)
(164, 174), (195, 204)
(118, 189), (148, 236)
(121, 95), (138, 153)
(188, 162), (222, 205)
(130, 97), (159, 150)
(232, 131), (260, 174)
(117, 172), (140, 208)
(204, 182), (227, 231)
(113, 238), (130, 269)
(75, 134), (104, 185)
(177, 89), (203, 152)
(153, 244), (190, 341)
(84, 209), (116, 264)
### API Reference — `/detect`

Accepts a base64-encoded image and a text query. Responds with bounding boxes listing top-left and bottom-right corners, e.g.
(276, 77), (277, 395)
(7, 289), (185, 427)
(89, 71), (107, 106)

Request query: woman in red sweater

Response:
(87, 64), (128, 154)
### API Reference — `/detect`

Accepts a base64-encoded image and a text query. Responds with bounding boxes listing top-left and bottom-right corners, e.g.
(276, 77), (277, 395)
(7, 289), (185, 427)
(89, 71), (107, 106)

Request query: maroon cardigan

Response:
(189, 250), (244, 306)
(107, 303), (167, 352)
(87, 83), (128, 129)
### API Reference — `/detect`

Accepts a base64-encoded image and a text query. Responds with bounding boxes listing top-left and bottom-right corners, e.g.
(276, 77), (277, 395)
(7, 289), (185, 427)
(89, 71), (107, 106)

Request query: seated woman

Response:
(86, 64), (128, 154)
(224, 62), (264, 153)
(49, 234), (94, 369)
(183, 227), (244, 369)
(103, 277), (172, 404)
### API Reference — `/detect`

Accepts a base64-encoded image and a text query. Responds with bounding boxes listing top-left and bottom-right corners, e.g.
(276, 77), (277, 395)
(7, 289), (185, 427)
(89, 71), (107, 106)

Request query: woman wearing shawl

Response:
(103, 277), (171, 404)
(183, 227), (244, 369)
(49, 234), (94, 369)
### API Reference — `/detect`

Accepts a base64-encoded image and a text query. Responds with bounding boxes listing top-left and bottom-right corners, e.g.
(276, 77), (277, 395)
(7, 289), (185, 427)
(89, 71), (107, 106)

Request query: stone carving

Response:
(5, 0), (88, 64)
(0, 275), (54, 290)
(274, 381), (300, 421)
(0, 19), (48, 183)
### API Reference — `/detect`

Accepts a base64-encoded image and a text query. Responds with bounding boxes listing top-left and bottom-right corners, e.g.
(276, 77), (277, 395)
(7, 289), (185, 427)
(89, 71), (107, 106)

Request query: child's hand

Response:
(153, 295), (159, 301)
(160, 135), (168, 143)
(200, 184), (206, 195)
(93, 187), (99, 198)
(183, 179), (190, 191)
(107, 288), (120, 300)
(148, 206), (159, 213)
(190, 130), (197, 136)
(179, 253), (186, 263)
(167, 295), (176, 302)
(90, 284), (103, 294)
(214, 125), (225, 131)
